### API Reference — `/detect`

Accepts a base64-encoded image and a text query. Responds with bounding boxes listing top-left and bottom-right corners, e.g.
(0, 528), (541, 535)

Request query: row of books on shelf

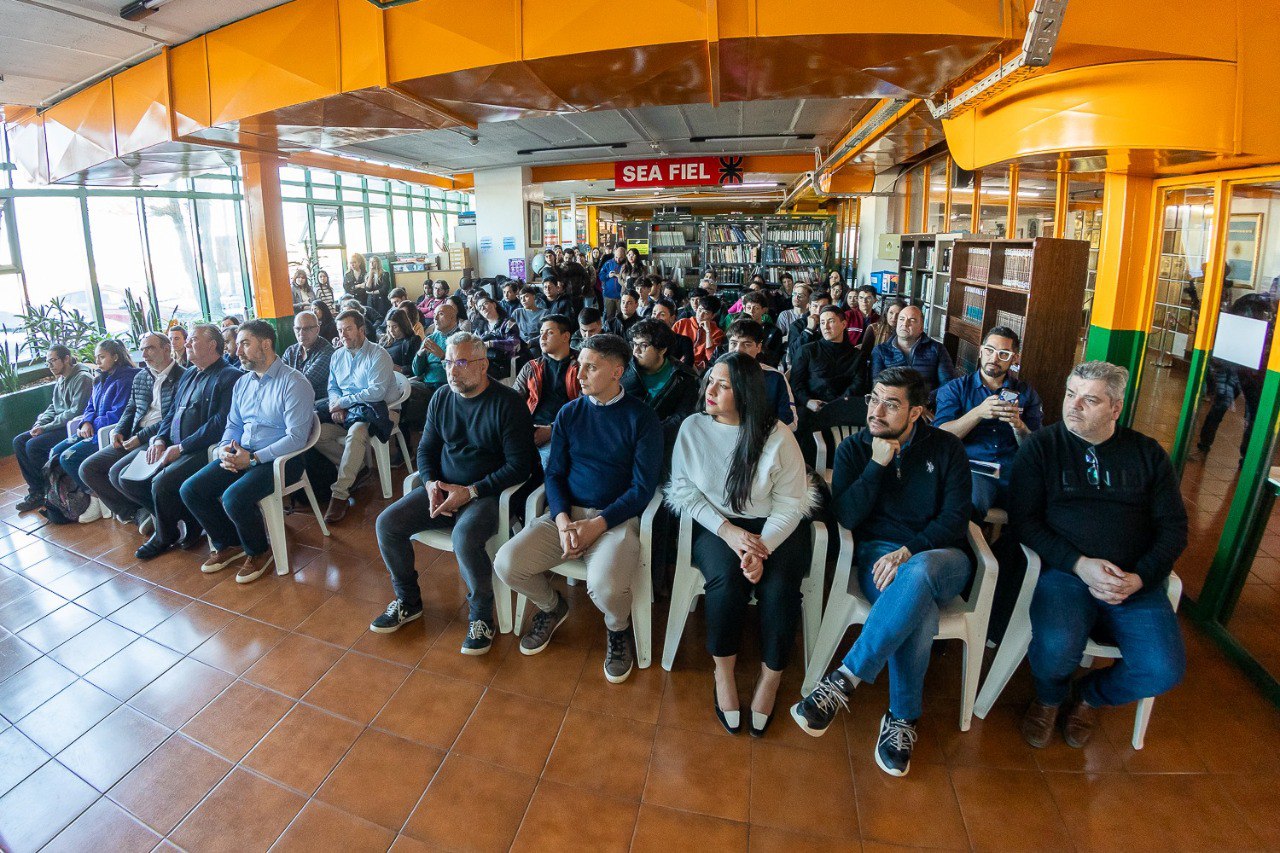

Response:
(707, 265), (754, 285)
(648, 252), (696, 272)
(766, 268), (820, 285)
(764, 245), (824, 264)
(1000, 247), (1034, 289)
(965, 247), (991, 283)
(769, 224), (826, 242)
(650, 231), (695, 247)
(706, 245), (760, 264)
(706, 224), (762, 243)
(995, 309), (1026, 341)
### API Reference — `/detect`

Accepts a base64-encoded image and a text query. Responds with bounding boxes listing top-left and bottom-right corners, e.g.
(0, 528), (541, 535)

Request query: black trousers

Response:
(116, 451), (208, 544)
(797, 395), (868, 467)
(692, 516), (810, 671)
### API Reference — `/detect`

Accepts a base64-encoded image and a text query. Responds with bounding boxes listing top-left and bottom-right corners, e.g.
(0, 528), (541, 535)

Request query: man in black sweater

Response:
(792, 367), (972, 778)
(792, 304), (871, 465)
(371, 332), (536, 655)
(1010, 361), (1187, 750)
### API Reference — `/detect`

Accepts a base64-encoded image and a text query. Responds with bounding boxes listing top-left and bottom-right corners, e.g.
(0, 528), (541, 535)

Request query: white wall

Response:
(472, 166), (544, 279)
(855, 195), (897, 288)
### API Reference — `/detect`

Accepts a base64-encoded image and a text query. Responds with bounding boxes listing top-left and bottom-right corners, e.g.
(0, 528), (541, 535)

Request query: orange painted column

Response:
(240, 152), (296, 346)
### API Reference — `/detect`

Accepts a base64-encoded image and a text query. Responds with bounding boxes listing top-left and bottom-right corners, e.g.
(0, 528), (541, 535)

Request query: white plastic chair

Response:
(661, 511), (828, 671)
(801, 521), (1000, 731)
(369, 373), (415, 499)
(984, 507), (1008, 542)
(973, 545), (1182, 750)
(96, 423), (118, 450)
(813, 425), (858, 478)
(513, 484), (662, 669)
(402, 471), (523, 634)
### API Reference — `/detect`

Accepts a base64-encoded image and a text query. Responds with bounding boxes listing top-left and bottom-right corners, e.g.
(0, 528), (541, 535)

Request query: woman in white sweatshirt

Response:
(667, 352), (817, 737)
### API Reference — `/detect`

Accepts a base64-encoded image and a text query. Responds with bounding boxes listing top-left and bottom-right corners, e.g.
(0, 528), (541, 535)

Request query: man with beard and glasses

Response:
(934, 327), (1042, 516)
(790, 367), (971, 778)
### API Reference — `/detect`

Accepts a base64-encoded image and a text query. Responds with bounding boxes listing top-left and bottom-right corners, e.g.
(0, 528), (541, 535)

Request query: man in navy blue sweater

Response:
(495, 334), (662, 684)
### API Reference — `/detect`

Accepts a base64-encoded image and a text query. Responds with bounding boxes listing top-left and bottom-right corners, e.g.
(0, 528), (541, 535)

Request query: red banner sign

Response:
(614, 156), (744, 189)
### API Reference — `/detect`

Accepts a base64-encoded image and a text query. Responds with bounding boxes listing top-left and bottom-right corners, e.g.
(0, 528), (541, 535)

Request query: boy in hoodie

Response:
(14, 346), (94, 512)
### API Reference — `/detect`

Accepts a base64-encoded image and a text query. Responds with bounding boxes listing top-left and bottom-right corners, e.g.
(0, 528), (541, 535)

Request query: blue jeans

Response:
(841, 540), (972, 720)
(1028, 569), (1185, 707)
(50, 436), (97, 491)
(13, 429), (63, 495)
(179, 457), (302, 557)
(970, 475), (1006, 517)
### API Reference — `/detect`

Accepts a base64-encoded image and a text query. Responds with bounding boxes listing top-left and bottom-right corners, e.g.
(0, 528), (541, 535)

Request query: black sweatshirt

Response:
(791, 338), (869, 409)
(831, 422), (972, 555)
(418, 381), (536, 498)
(1008, 422), (1188, 588)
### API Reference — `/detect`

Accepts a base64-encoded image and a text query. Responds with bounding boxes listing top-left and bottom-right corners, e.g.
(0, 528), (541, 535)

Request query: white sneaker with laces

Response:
(78, 496), (103, 524)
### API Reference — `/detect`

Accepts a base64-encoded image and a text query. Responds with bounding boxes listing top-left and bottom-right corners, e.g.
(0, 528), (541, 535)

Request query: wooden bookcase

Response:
(945, 237), (1089, 421)
(896, 233), (960, 340)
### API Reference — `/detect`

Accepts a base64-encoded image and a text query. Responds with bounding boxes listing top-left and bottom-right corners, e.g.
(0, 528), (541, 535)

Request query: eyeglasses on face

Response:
(631, 341), (653, 352)
(980, 345), (1016, 362)
(864, 394), (905, 413)
(444, 357), (487, 370)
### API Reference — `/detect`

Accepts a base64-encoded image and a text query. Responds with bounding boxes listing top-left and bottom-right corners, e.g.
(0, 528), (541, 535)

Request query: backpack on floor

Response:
(40, 460), (90, 524)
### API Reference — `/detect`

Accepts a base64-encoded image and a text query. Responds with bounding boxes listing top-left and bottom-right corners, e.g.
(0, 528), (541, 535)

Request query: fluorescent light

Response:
(516, 143), (628, 156)
(688, 133), (814, 143)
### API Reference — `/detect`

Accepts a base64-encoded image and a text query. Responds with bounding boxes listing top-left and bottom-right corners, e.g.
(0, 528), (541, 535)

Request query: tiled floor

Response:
(2, 448), (1280, 853)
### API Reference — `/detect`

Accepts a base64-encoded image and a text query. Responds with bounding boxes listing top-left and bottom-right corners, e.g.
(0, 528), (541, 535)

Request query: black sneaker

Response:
(790, 670), (855, 737)
(874, 712), (918, 777)
(15, 493), (43, 513)
(461, 619), (495, 655)
(370, 599), (423, 633)
(603, 626), (634, 684)
(519, 593), (569, 656)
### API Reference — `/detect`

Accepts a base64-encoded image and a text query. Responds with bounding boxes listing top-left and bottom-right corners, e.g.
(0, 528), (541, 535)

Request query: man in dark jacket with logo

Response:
(513, 315), (581, 466)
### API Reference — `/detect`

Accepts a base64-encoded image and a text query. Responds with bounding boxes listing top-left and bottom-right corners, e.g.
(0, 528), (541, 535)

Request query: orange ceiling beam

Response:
(287, 151), (473, 190)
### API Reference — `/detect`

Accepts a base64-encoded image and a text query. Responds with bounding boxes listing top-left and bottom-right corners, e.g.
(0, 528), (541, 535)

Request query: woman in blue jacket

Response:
(49, 339), (138, 521)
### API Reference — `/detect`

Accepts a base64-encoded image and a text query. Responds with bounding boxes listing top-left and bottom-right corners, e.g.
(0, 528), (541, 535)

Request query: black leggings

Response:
(692, 516), (810, 671)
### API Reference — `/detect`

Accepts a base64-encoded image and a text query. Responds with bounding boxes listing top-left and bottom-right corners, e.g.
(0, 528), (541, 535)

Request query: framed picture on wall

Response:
(527, 201), (544, 248)
(1226, 212), (1263, 288)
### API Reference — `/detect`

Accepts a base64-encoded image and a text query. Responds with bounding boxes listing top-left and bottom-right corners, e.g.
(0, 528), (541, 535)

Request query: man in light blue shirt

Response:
(316, 307), (396, 522)
(180, 320), (315, 584)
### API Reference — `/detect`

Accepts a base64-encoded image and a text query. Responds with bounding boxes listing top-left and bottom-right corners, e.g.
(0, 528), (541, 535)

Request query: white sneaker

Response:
(137, 511), (155, 537)
(78, 496), (103, 524)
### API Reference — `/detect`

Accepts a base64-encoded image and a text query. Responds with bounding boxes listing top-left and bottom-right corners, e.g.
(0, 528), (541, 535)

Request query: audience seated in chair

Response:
(495, 333), (662, 684)
(13, 345), (94, 514)
(720, 319), (796, 431)
(792, 304), (871, 464)
(282, 310), (334, 401)
(870, 305), (957, 395)
(513, 315), (581, 467)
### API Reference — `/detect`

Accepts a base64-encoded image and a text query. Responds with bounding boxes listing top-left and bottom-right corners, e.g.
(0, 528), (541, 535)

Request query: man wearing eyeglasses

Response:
(371, 332), (535, 653)
(621, 319), (699, 470)
(1009, 361), (1187, 751)
(282, 310), (335, 401)
(934, 327), (1042, 516)
(14, 346), (94, 512)
(791, 366), (972, 777)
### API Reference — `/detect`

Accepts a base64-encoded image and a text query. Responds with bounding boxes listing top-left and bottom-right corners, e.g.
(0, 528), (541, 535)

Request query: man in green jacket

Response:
(15, 345), (94, 511)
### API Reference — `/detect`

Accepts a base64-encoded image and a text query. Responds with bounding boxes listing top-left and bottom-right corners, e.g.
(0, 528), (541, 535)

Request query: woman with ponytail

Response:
(666, 352), (817, 737)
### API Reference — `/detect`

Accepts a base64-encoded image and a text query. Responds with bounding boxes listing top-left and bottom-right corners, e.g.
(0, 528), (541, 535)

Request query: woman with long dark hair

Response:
(666, 353), (815, 737)
(380, 306), (422, 373)
(311, 299), (339, 341)
(314, 269), (335, 308)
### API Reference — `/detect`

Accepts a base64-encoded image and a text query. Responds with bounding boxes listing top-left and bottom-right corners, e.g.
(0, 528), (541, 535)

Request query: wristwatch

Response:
(249, 452), (259, 467)
(467, 485), (479, 501)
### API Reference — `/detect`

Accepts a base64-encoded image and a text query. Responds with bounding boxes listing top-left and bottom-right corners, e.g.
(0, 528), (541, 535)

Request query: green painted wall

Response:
(1082, 325), (1146, 421)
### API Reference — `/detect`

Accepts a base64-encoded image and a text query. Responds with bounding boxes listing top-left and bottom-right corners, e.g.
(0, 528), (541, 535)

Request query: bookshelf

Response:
(647, 216), (701, 285)
(945, 236), (1090, 421)
(698, 214), (833, 289)
(896, 233), (961, 340)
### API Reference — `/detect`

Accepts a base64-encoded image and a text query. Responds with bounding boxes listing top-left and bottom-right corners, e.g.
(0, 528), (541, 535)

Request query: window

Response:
(977, 165), (1010, 236)
(86, 196), (149, 335)
(413, 210), (431, 255)
(14, 196), (94, 322)
(1016, 169), (1058, 239)
(369, 207), (391, 252)
(195, 198), (248, 320)
(282, 201), (313, 270)
(949, 161), (974, 232)
(0, 201), (16, 270)
(393, 207), (412, 252)
(344, 206), (369, 258)
(143, 197), (204, 326)
(0, 271), (28, 356)
(927, 161), (947, 232)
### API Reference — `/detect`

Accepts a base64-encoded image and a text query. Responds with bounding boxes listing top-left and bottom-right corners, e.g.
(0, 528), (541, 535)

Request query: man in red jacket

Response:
(512, 314), (581, 466)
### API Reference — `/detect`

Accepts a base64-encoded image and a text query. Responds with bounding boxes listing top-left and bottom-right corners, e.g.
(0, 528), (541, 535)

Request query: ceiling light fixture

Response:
(516, 142), (628, 156)
(688, 133), (815, 143)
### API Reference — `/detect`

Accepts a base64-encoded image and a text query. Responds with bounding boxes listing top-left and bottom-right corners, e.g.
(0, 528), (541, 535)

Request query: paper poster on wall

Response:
(502, 236), (516, 251)
(1226, 213), (1263, 287)
(1211, 311), (1269, 369)
(479, 236), (493, 250)
(508, 258), (526, 281)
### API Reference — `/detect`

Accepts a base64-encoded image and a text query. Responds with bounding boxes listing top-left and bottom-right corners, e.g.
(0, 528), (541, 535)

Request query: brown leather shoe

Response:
(324, 497), (348, 524)
(1062, 693), (1100, 749)
(201, 546), (245, 574)
(1019, 701), (1060, 749)
(235, 553), (274, 584)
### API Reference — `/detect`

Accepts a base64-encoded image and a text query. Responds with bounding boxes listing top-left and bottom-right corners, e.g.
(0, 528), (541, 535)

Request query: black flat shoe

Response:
(749, 710), (773, 738)
(135, 536), (173, 560)
(714, 686), (741, 735)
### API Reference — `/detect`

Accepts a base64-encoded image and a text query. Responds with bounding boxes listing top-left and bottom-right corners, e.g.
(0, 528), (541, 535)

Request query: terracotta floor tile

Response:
(242, 702), (363, 795)
(388, 834), (434, 852)
(0, 654), (77, 720)
(144, 599), (236, 655)
(372, 668), (485, 749)
(161, 564), (228, 598)
(951, 766), (1071, 851)
(107, 733), (232, 835)
(169, 767), (306, 853)
(4, 538), (62, 571)
(301, 650), (411, 724)
(270, 799), (397, 852)
(13, 596), (98, 650)
(403, 754), (537, 852)
(511, 779), (639, 852)
(0, 726), (50, 798)
(854, 761), (968, 850)
(241, 583), (333, 630)
(72, 572), (153, 618)
(15, 678), (120, 754)
(294, 593), (380, 647)
(20, 553), (92, 589)
(241, 632), (345, 698)
(544, 708), (655, 801)
(0, 633), (42, 682)
(349, 613), (449, 667)
(570, 662), (667, 725)
(452, 688), (566, 776)
(748, 826), (862, 852)
(83, 637), (183, 702)
(936, 703), (1040, 771)
(128, 657), (234, 729)
(56, 704), (170, 791)
(199, 572), (280, 613)
(656, 668), (743, 739)
(631, 803), (748, 852)
(316, 728), (445, 829)
(43, 560), (118, 600)
(189, 616), (288, 675)
(46, 617), (138, 675)
(179, 679), (296, 761)
(0, 573), (40, 608)
(106, 588), (191, 635)
(41, 796), (161, 853)
(644, 725), (752, 822)
(416, 622), (517, 684)
(1221, 773), (1280, 849)
(0, 761), (99, 853)
(1030, 720), (1126, 773)
(749, 742), (857, 837)
(0, 587), (67, 633)
(490, 639), (590, 704)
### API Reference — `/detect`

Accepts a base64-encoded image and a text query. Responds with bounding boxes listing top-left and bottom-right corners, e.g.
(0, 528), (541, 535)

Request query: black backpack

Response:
(40, 459), (91, 524)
